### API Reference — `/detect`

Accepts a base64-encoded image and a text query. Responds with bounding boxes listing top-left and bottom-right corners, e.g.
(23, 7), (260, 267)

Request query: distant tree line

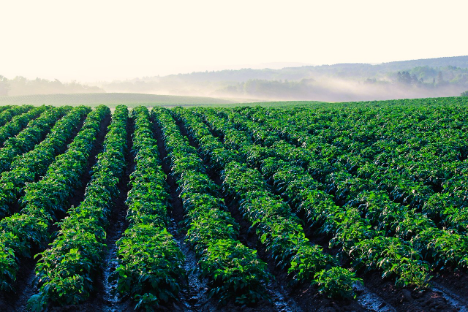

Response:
(397, 71), (423, 85)
(0, 75), (103, 97)
(395, 66), (468, 87)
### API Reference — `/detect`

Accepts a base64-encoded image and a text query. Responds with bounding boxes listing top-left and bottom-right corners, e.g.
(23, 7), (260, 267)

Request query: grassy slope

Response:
(0, 93), (234, 107)
(0, 93), (330, 108)
(1, 93), (462, 109)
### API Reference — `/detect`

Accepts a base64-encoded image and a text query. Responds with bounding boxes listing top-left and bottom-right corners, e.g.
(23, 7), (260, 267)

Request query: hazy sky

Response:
(1, 0), (467, 82)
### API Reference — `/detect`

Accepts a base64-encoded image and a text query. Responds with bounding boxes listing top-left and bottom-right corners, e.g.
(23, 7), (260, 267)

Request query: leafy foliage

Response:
(0, 106), (109, 292)
(29, 105), (127, 308)
(0, 106), (70, 173)
(154, 107), (271, 305)
(178, 108), (357, 298)
(113, 106), (185, 311)
(0, 97), (467, 306)
(188, 102), (468, 289)
(0, 105), (48, 145)
(0, 105), (33, 128)
(313, 267), (362, 299)
(0, 106), (90, 219)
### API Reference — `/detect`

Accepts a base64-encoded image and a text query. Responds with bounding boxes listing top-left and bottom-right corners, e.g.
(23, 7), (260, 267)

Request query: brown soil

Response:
(433, 269), (468, 306)
(61, 112), (136, 311)
(152, 113), (219, 311)
(360, 271), (457, 312)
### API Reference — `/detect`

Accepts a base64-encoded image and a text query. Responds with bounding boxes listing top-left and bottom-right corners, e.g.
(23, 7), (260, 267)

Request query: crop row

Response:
(229, 107), (468, 270)
(0, 105), (12, 114)
(0, 105), (32, 128)
(239, 105), (467, 224)
(0, 105), (110, 292)
(0, 106), (90, 220)
(0, 106), (70, 173)
(184, 108), (428, 287)
(28, 105), (128, 309)
(112, 106), (185, 310)
(0, 106), (48, 145)
(199, 107), (468, 285)
(198, 109), (432, 285)
(154, 107), (272, 304)
(175, 108), (361, 299)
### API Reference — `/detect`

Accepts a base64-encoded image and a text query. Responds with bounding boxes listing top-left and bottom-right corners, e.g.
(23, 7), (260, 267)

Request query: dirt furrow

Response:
(0, 112), (90, 310)
(71, 113), (136, 312)
(432, 284), (467, 312)
(262, 176), (398, 312)
(65, 112), (112, 214)
(152, 114), (218, 312)
(432, 270), (468, 308)
(266, 165), (460, 312)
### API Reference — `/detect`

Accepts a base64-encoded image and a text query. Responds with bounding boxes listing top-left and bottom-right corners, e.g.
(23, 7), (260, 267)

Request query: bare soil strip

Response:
(152, 115), (218, 311)
(78, 114), (136, 312)
(433, 271), (468, 308)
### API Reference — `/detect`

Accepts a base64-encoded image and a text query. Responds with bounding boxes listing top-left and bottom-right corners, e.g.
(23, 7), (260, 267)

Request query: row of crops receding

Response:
(0, 98), (468, 311)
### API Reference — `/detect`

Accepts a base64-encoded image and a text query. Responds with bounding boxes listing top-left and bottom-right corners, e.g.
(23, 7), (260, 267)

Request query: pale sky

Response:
(1, 0), (467, 82)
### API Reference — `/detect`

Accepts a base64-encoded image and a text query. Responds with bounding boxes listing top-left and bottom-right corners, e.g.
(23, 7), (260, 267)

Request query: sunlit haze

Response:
(1, 0), (467, 82)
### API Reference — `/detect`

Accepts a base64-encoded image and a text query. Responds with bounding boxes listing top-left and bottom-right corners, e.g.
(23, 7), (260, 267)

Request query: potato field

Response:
(0, 98), (468, 311)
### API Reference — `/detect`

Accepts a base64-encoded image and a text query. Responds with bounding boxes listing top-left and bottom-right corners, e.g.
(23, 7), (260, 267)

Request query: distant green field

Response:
(0, 93), (329, 108)
(1, 93), (463, 109)
(235, 96), (467, 108)
(0, 93), (235, 107)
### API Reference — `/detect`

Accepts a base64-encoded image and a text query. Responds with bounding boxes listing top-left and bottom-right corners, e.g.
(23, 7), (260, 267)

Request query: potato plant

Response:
(0, 105), (47, 145)
(0, 106), (90, 220)
(0, 106), (70, 173)
(113, 106), (185, 311)
(0, 105), (109, 292)
(28, 105), (128, 309)
(0, 105), (32, 128)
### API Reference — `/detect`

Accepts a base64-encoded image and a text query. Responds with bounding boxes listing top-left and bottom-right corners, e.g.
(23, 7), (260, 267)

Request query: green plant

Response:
(0, 105), (109, 292)
(154, 107), (271, 304)
(313, 267), (362, 299)
(113, 106), (185, 311)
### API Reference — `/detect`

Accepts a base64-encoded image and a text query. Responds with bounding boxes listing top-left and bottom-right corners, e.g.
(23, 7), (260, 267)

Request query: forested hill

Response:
(2, 55), (468, 102)
(381, 55), (468, 70)
(99, 55), (468, 102)
(158, 55), (468, 82)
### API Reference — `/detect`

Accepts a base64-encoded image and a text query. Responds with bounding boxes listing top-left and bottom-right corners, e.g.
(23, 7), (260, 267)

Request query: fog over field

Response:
(1, 0), (467, 103)
(95, 56), (468, 102)
(2, 55), (468, 103)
